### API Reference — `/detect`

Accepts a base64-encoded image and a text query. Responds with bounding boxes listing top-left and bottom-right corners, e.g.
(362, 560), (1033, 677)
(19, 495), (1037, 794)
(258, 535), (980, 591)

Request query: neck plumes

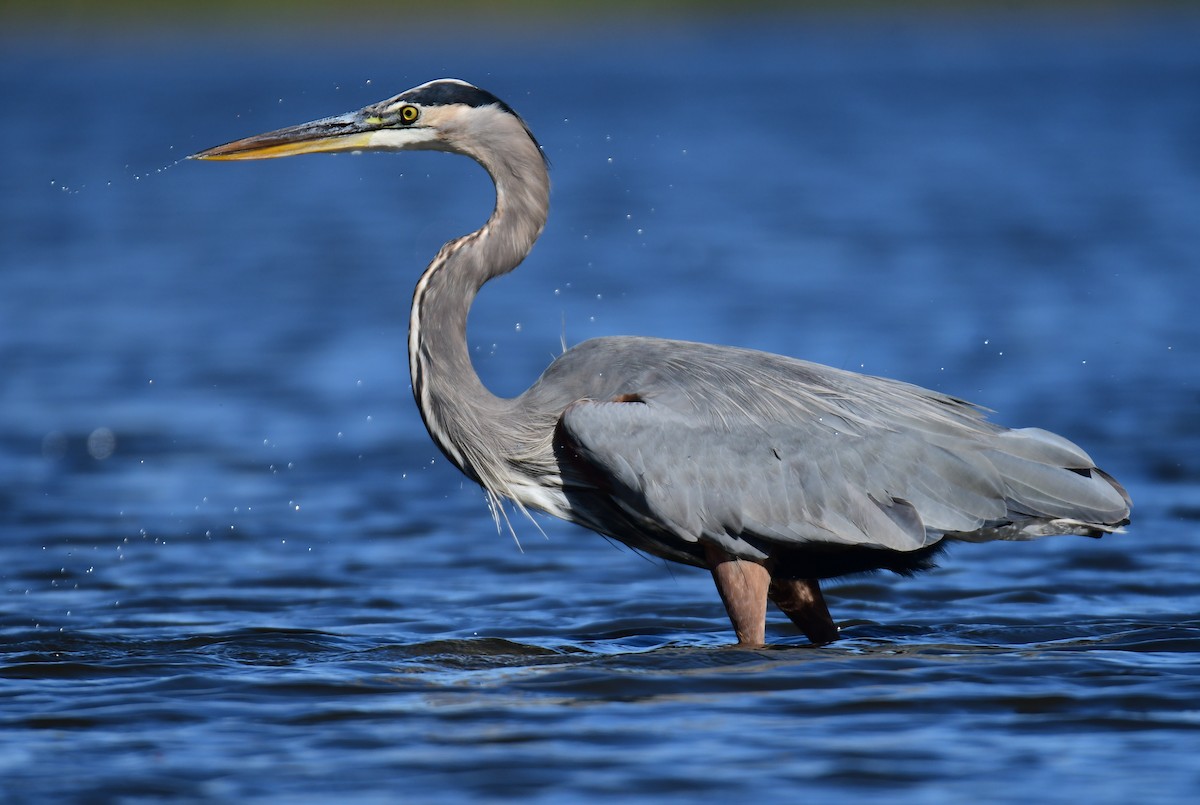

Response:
(408, 126), (551, 498)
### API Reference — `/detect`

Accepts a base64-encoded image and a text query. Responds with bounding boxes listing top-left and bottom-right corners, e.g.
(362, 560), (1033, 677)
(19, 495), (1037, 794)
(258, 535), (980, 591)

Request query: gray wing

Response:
(550, 338), (1130, 563)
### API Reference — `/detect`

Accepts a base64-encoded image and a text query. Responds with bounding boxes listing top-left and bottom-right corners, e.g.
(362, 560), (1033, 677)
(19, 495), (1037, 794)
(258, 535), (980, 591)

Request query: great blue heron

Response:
(194, 78), (1131, 646)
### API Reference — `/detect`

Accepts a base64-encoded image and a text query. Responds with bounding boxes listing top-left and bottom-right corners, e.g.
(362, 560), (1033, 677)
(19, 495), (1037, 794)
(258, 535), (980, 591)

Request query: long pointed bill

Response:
(192, 111), (379, 161)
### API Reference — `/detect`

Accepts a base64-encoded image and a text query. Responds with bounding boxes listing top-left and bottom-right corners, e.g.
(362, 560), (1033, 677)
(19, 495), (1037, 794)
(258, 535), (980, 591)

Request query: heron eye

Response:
(399, 105), (420, 124)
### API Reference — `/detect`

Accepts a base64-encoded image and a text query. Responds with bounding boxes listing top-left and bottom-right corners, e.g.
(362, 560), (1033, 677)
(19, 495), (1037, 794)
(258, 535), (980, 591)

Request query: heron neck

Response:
(407, 149), (550, 488)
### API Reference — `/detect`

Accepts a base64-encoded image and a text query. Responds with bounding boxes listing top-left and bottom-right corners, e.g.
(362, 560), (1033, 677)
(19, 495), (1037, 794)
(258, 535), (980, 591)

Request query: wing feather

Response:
(538, 337), (1129, 563)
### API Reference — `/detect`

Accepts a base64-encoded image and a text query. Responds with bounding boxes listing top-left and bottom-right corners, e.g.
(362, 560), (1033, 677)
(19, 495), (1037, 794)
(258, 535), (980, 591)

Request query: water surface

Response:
(2, 14), (1199, 804)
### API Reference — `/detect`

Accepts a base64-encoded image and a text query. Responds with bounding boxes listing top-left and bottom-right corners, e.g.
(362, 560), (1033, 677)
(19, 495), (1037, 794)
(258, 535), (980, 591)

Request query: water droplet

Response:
(42, 431), (67, 461)
(87, 428), (116, 460)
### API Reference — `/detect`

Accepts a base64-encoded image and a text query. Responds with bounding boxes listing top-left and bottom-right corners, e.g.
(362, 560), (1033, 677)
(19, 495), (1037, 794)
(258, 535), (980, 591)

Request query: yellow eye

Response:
(399, 105), (419, 124)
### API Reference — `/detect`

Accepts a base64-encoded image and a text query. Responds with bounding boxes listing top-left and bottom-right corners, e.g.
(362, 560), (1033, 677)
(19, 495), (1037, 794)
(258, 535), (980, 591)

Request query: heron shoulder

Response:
(529, 335), (992, 440)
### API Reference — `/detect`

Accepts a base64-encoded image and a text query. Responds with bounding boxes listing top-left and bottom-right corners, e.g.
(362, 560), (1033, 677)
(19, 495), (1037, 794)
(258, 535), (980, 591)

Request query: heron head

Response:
(192, 78), (544, 166)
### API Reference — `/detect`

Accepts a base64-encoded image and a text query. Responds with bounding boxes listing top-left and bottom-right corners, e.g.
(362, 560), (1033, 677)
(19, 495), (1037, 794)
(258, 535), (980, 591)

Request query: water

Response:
(3, 12), (1200, 803)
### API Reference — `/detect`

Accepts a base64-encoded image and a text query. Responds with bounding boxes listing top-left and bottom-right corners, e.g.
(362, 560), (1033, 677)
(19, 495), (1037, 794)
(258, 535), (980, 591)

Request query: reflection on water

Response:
(2, 12), (1200, 804)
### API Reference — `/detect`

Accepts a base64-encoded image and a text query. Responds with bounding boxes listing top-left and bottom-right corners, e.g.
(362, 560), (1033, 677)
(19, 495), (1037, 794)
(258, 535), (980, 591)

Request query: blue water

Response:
(3, 12), (1200, 803)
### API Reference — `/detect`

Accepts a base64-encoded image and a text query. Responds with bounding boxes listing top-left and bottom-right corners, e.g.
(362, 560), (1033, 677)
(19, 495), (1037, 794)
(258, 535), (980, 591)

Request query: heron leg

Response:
(704, 545), (769, 646)
(768, 578), (839, 645)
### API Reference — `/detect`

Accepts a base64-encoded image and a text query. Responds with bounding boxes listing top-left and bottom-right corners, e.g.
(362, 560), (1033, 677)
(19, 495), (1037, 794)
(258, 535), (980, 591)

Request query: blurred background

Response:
(1, 2), (1198, 803)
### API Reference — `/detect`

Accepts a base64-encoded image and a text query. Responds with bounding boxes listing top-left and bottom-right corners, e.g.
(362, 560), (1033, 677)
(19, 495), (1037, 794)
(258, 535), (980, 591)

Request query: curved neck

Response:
(408, 137), (550, 489)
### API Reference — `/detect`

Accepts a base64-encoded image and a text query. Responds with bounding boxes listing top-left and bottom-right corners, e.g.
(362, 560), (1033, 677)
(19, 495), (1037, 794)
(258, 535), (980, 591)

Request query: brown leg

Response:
(768, 577), (839, 645)
(704, 544), (770, 646)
